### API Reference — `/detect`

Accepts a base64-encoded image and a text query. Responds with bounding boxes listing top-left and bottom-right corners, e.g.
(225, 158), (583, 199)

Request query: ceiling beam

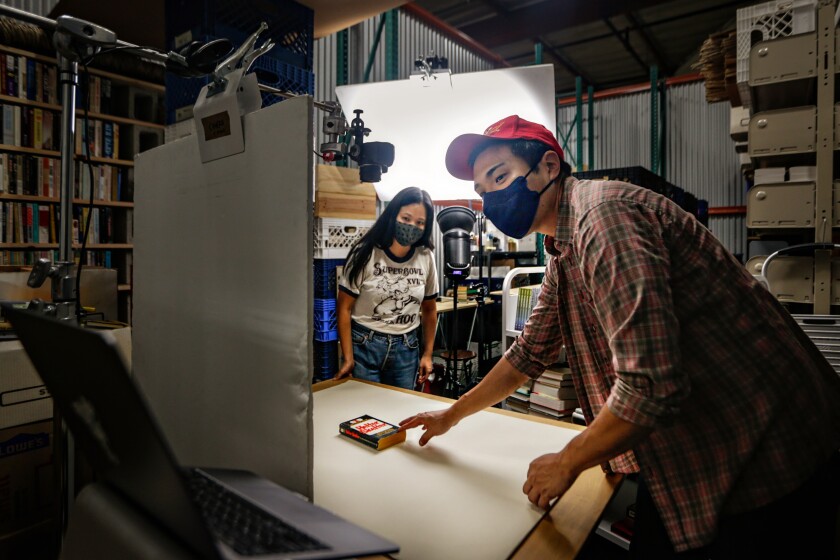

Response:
(625, 11), (670, 74)
(602, 17), (648, 73)
(536, 39), (596, 85)
(457, 0), (675, 48)
(503, 0), (753, 62)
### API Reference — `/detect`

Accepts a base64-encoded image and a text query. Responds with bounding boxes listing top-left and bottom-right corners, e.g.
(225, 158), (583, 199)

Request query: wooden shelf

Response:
(0, 193), (133, 208)
(118, 284), (132, 292)
(0, 144), (134, 166)
(0, 243), (133, 250)
(0, 45), (165, 93)
(0, 94), (164, 130)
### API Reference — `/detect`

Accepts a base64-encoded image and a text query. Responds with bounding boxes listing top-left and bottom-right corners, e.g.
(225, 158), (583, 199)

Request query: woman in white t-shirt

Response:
(334, 187), (438, 389)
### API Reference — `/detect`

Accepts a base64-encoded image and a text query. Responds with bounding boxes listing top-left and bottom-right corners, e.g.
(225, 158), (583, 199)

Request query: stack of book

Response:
(528, 365), (577, 420)
(504, 379), (532, 415)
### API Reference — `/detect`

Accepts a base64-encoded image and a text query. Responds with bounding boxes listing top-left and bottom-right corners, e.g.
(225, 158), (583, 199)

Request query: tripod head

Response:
(462, 282), (488, 305)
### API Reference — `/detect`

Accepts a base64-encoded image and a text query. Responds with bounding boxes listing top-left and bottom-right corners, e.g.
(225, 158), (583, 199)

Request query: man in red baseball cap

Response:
(401, 115), (840, 558)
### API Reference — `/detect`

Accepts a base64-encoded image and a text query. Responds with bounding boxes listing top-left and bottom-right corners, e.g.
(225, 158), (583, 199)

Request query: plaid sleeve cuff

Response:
(606, 375), (669, 428)
(504, 340), (549, 380)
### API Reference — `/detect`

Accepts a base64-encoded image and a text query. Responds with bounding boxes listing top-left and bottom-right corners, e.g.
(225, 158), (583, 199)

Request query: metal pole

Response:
(650, 65), (659, 174)
(58, 56), (77, 265)
(363, 15), (386, 83)
(587, 85), (594, 170)
(575, 76), (582, 171)
(336, 29), (349, 86)
(385, 9), (399, 81)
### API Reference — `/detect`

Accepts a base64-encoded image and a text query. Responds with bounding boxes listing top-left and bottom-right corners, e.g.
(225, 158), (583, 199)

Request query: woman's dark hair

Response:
(468, 138), (572, 178)
(344, 186), (435, 286)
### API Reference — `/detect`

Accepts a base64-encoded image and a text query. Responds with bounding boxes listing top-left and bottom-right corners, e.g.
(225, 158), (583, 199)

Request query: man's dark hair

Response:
(468, 138), (572, 177)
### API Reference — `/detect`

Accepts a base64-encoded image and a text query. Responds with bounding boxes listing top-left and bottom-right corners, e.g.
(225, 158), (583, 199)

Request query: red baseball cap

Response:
(445, 115), (565, 181)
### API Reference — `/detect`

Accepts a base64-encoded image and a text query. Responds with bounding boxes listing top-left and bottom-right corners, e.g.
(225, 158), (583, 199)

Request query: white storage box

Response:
(313, 217), (375, 259)
(737, 0), (817, 108)
(746, 182), (814, 227)
(748, 106), (816, 157)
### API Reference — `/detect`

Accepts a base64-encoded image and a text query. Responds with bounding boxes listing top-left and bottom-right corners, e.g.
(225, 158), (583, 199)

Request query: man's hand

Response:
(417, 354), (433, 384)
(523, 451), (578, 510)
(334, 360), (354, 380)
(398, 409), (457, 446)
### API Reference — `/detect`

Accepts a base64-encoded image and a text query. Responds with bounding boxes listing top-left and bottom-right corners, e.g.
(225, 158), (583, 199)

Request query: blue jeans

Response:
(351, 323), (419, 389)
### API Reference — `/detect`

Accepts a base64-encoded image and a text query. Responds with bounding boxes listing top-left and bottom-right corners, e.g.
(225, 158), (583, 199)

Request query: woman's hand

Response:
(417, 354), (433, 384)
(334, 359), (354, 380)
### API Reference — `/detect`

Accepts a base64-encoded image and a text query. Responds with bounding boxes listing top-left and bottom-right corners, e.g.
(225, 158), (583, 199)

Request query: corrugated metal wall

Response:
(558, 81), (746, 258)
(0, 0), (56, 16)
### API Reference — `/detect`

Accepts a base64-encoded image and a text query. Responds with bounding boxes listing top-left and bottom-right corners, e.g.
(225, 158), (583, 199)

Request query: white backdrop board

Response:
(335, 64), (556, 202)
(133, 97), (315, 497)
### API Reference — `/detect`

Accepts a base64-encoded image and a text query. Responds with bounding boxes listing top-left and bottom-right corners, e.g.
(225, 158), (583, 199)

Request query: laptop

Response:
(4, 306), (399, 560)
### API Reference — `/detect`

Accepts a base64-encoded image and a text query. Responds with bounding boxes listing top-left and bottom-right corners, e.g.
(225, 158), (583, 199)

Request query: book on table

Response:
(339, 414), (406, 451)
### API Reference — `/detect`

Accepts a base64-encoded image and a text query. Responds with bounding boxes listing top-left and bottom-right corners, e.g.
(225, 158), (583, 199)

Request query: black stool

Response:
(440, 349), (477, 397)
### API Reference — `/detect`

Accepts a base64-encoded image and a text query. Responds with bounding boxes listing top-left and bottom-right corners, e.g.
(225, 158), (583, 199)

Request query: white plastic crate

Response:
(736, 0), (817, 108)
(313, 217), (375, 259)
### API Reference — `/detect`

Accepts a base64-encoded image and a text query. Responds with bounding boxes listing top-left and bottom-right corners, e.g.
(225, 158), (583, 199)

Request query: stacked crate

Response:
(574, 166), (709, 227)
(164, 0), (314, 124)
(312, 165), (377, 381)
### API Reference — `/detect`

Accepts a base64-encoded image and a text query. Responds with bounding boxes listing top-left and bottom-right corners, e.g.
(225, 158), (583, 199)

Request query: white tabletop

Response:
(312, 380), (588, 559)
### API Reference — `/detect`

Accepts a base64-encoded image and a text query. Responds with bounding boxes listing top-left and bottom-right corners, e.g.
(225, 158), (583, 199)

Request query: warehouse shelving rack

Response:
(745, 0), (837, 313)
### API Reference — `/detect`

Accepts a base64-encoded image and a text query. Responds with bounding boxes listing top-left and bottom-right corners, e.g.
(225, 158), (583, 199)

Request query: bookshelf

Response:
(0, 43), (165, 323)
(500, 266), (545, 353)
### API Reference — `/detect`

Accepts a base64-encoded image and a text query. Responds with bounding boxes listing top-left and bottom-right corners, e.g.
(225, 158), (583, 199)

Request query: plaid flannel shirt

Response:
(505, 177), (840, 551)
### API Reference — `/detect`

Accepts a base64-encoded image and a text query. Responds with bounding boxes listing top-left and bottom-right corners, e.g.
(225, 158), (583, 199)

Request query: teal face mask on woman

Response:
(394, 221), (424, 247)
(482, 165), (556, 239)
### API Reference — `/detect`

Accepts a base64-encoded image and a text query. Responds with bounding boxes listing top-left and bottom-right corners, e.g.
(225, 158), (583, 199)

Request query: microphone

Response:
(436, 206), (476, 279)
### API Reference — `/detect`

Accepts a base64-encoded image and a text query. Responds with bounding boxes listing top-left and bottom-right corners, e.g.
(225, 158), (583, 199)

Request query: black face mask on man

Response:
(482, 163), (556, 239)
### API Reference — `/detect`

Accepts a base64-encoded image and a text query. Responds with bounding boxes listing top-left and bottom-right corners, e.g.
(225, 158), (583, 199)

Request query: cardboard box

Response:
(0, 327), (130, 539)
(315, 165), (377, 219)
(0, 342), (52, 431)
(0, 328), (130, 431)
(0, 420), (55, 536)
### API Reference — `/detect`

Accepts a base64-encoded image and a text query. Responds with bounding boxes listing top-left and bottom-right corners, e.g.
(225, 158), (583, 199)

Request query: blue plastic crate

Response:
(314, 258), (345, 299)
(314, 297), (336, 320)
(314, 340), (338, 380)
(314, 328), (338, 343)
(166, 0), (313, 70)
(164, 53), (314, 124)
(313, 297), (338, 344)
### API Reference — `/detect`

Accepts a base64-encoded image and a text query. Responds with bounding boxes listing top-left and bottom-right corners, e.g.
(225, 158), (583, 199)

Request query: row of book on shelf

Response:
(0, 249), (121, 268)
(0, 153), (129, 201)
(0, 52), (113, 114)
(0, 104), (122, 160)
(514, 285), (542, 331)
(504, 363), (579, 420)
(0, 201), (130, 245)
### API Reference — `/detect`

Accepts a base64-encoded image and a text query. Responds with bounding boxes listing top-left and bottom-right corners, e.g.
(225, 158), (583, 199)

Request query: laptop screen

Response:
(4, 306), (220, 559)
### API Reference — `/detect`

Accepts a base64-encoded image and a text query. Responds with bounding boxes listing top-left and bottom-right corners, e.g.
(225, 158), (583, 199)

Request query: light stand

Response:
(436, 206), (476, 398)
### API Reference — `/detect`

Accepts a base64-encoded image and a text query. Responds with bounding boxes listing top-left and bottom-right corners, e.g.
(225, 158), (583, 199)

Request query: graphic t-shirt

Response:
(339, 246), (438, 335)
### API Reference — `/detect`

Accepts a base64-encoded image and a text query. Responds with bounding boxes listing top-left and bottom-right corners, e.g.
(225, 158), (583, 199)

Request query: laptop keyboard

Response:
(188, 470), (329, 556)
